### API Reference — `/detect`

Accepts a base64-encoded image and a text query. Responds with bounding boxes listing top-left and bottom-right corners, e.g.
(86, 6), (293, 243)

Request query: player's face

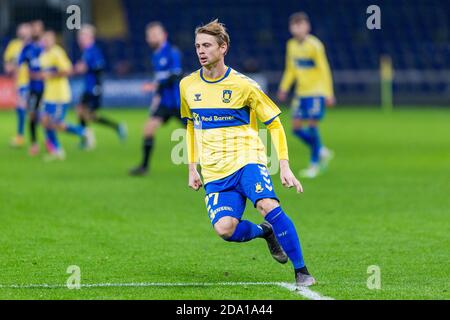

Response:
(289, 21), (310, 40)
(78, 31), (94, 49)
(146, 26), (167, 49)
(17, 24), (32, 41)
(42, 32), (55, 50)
(195, 33), (227, 67)
(31, 20), (44, 40)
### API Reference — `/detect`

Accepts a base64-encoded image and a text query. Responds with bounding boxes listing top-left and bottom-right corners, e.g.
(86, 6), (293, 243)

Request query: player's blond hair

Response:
(195, 19), (230, 54)
(289, 12), (310, 25)
(80, 24), (96, 36)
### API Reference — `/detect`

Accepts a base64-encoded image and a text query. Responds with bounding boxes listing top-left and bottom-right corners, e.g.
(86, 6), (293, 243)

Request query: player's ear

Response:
(221, 43), (228, 56)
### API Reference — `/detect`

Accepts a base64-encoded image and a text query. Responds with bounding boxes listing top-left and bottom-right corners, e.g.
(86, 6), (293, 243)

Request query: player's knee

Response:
(292, 119), (303, 130)
(256, 198), (280, 217)
(214, 217), (238, 240)
(76, 105), (85, 117)
(308, 119), (319, 127)
(87, 111), (96, 121)
(144, 120), (160, 137)
(41, 116), (50, 128)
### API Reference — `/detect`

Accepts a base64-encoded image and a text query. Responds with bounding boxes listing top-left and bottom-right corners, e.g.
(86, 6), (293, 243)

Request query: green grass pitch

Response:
(0, 107), (448, 300)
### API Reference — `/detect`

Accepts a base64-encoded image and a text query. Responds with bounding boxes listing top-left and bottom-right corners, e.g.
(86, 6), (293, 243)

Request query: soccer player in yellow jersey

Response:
(278, 12), (335, 178)
(39, 31), (93, 160)
(180, 20), (316, 287)
(3, 23), (31, 147)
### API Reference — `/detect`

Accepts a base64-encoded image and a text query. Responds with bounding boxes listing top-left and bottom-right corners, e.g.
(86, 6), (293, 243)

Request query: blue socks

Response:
(45, 128), (60, 150)
(308, 126), (321, 164)
(265, 206), (305, 269)
(16, 108), (26, 136)
(65, 124), (85, 137)
(294, 126), (322, 165)
(293, 128), (312, 145)
(228, 220), (264, 242)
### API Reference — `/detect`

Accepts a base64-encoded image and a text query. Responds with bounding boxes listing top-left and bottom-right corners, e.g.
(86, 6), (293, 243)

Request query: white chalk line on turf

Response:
(277, 283), (334, 300)
(0, 281), (333, 300)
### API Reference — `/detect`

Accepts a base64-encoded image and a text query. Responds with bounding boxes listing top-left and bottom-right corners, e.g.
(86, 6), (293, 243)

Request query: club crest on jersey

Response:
(194, 93), (202, 101)
(255, 182), (264, 193)
(222, 90), (232, 103)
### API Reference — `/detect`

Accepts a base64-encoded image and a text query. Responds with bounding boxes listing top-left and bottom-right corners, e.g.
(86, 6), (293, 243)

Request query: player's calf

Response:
(263, 204), (316, 286)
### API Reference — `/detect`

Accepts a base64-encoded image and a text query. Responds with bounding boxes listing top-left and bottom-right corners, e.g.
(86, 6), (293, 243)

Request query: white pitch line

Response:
(0, 282), (333, 300)
(278, 282), (334, 300)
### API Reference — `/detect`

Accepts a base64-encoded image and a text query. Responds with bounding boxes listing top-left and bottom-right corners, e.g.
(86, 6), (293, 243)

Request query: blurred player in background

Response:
(278, 12), (335, 178)
(182, 20), (316, 287)
(73, 24), (126, 149)
(129, 22), (183, 176)
(3, 23), (31, 148)
(39, 31), (93, 161)
(18, 20), (45, 156)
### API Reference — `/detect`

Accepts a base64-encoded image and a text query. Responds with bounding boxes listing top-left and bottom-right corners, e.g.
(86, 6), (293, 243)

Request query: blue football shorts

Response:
(204, 163), (279, 225)
(292, 96), (326, 120)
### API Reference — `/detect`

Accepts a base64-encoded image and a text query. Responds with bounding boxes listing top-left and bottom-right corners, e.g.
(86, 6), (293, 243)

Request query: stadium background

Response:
(0, 0), (448, 108)
(0, 0), (449, 300)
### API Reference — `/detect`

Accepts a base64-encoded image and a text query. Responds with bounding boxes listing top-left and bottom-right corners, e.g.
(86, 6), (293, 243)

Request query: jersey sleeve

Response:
(179, 78), (192, 121)
(3, 42), (17, 64)
(266, 117), (289, 160)
(247, 82), (281, 125)
(186, 119), (198, 164)
(56, 49), (72, 72)
(314, 40), (334, 98)
(279, 42), (296, 92)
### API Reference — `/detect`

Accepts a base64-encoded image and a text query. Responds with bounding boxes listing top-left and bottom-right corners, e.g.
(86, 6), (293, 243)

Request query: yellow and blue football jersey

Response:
(279, 35), (333, 98)
(40, 45), (72, 103)
(3, 39), (29, 88)
(180, 67), (282, 184)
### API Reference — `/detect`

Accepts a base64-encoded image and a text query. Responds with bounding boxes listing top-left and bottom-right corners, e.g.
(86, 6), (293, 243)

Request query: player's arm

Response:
(150, 48), (183, 94)
(3, 61), (16, 75)
(250, 85), (303, 193)
(266, 118), (303, 193)
(277, 42), (296, 102)
(180, 80), (202, 190)
(3, 43), (18, 75)
(159, 48), (183, 87)
(187, 120), (202, 191)
(315, 41), (335, 106)
(42, 52), (73, 79)
(77, 46), (105, 74)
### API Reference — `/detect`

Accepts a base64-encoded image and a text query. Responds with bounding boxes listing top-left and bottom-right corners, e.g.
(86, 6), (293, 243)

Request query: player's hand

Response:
(277, 90), (288, 102)
(4, 62), (15, 76)
(74, 61), (87, 74)
(30, 71), (42, 80)
(188, 165), (203, 191)
(42, 71), (55, 80)
(142, 82), (157, 93)
(280, 160), (303, 193)
(326, 96), (336, 107)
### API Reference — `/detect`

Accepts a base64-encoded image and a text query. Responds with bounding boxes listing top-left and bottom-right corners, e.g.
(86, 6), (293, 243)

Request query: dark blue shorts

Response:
(292, 96), (325, 120)
(204, 164), (279, 225)
(81, 92), (102, 111)
(43, 102), (68, 124)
